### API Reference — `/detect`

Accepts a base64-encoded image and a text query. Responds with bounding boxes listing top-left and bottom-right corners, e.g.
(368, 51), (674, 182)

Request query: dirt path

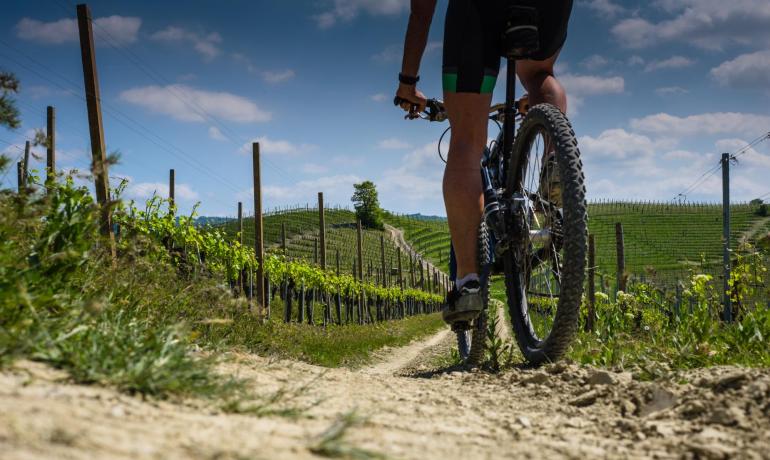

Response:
(384, 224), (446, 280)
(740, 216), (770, 244)
(2, 332), (770, 459)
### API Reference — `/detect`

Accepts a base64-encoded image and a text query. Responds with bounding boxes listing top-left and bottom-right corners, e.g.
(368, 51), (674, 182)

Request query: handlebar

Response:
(393, 96), (447, 122)
(395, 96), (530, 123)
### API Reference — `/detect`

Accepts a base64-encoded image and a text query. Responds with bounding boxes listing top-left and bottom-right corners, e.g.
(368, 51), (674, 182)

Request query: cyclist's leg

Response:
(516, 51), (567, 113)
(516, 0), (572, 113)
(442, 0), (501, 283)
(443, 92), (493, 281)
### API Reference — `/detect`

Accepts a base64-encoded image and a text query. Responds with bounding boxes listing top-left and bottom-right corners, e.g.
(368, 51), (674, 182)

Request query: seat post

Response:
(502, 58), (517, 172)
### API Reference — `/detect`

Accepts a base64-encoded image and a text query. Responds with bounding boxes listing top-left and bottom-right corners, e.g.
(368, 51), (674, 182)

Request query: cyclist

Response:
(395, 0), (573, 324)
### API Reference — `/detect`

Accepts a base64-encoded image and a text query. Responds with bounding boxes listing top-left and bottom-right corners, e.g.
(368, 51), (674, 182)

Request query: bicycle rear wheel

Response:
(501, 103), (587, 365)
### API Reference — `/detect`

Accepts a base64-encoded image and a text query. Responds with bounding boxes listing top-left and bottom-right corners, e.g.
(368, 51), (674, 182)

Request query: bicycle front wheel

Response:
(501, 103), (587, 365)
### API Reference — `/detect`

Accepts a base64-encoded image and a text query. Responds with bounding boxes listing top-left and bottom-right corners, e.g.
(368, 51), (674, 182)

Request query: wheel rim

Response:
(515, 127), (564, 343)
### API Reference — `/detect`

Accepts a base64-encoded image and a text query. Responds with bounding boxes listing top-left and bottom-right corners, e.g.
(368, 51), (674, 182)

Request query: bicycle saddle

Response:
(501, 6), (540, 59)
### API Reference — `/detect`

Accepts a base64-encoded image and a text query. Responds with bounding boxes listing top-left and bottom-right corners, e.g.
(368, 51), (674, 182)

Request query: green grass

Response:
(0, 173), (447, 403)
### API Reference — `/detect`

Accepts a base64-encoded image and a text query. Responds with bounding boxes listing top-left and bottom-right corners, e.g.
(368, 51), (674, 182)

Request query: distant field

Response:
(588, 202), (769, 288)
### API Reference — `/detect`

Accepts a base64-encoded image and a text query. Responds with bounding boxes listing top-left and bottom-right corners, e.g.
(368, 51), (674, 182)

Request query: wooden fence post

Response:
(77, 4), (114, 258)
(586, 234), (596, 332)
(252, 142), (265, 310)
(318, 192), (326, 270)
(380, 235), (386, 287)
(16, 162), (22, 194)
(237, 202), (243, 245)
(168, 168), (175, 212)
(615, 222), (626, 294)
(46, 106), (55, 190)
(397, 248), (403, 290)
(22, 141), (30, 188)
(356, 220), (364, 280)
(410, 254), (416, 288)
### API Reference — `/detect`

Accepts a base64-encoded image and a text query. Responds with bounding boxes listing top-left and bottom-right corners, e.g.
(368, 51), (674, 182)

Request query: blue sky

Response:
(1, 0), (769, 217)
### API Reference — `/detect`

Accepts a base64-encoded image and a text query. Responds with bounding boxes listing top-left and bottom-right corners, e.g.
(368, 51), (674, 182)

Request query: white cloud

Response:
(261, 69), (295, 84)
(559, 74), (625, 95)
(372, 44), (401, 63)
(370, 93), (388, 102)
(580, 0), (626, 18)
(126, 182), (198, 201)
(301, 163), (330, 175)
(238, 136), (317, 156)
(580, 54), (609, 70)
(630, 112), (770, 138)
(120, 84), (271, 124)
(644, 56), (694, 72)
(710, 50), (770, 89)
(558, 73), (624, 114)
(240, 174), (362, 206)
(716, 138), (770, 168)
(151, 26), (222, 60)
(208, 126), (227, 141)
(16, 16), (141, 45)
(655, 86), (689, 96)
(378, 141), (447, 213)
(611, 0), (770, 50)
(579, 129), (674, 159)
(314, 0), (408, 29)
(377, 138), (412, 149)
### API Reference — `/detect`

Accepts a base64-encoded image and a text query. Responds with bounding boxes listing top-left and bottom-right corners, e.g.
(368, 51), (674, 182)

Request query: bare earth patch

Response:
(2, 330), (769, 459)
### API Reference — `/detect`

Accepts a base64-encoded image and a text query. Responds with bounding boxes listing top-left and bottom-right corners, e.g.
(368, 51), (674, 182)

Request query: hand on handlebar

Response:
(395, 83), (428, 118)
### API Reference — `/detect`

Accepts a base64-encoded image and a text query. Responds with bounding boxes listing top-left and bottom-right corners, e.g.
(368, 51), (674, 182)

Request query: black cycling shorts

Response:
(442, 0), (573, 94)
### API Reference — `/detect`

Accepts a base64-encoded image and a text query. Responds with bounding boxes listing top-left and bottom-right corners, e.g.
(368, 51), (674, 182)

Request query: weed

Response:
(310, 410), (386, 460)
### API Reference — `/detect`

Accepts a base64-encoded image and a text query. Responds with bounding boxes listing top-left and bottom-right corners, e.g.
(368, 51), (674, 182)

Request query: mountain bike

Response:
(395, 19), (587, 366)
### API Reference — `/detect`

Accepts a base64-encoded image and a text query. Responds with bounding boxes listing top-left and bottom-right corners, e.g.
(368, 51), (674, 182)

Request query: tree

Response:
(0, 71), (21, 130)
(351, 181), (383, 229)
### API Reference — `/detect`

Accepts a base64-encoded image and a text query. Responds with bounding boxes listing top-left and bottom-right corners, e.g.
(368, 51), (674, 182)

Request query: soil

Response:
(2, 328), (769, 460)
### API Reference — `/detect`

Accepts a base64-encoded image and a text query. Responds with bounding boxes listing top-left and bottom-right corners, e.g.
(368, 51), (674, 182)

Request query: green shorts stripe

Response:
(442, 73), (496, 94)
(442, 73), (458, 93)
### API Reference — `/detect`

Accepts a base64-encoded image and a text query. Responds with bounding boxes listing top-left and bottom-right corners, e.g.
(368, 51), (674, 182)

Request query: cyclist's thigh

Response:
(442, 0), (504, 95)
(443, 93), (493, 167)
(516, 49), (561, 84)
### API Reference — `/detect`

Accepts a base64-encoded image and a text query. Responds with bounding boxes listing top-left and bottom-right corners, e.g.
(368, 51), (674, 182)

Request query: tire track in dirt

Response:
(361, 327), (452, 376)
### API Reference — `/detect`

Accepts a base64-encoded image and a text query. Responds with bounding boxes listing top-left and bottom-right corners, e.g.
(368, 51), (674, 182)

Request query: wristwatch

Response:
(398, 73), (420, 85)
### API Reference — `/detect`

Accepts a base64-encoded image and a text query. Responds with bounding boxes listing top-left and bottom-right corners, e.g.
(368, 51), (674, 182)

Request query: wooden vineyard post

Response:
(281, 222), (287, 254)
(335, 249), (342, 325)
(615, 222), (625, 295)
(356, 220), (364, 324)
(721, 153), (732, 322)
(16, 162), (22, 194)
(318, 192), (326, 270)
(77, 4), (115, 258)
(251, 142), (265, 310)
(22, 141), (30, 188)
(46, 106), (55, 191)
(380, 235), (387, 287)
(356, 220), (364, 280)
(237, 201), (245, 298)
(168, 169), (175, 213)
(410, 254), (416, 288)
(586, 234), (596, 333)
